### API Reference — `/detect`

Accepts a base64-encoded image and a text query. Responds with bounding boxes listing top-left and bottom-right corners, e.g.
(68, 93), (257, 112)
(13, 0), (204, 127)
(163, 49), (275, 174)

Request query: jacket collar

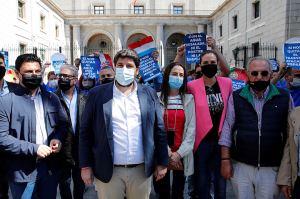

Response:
(239, 84), (280, 106)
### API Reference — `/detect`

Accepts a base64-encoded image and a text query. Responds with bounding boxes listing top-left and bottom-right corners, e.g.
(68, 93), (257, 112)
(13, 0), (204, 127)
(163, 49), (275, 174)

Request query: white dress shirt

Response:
(112, 81), (144, 165)
(33, 90), (48, 145)
(62, 88), (78, 133)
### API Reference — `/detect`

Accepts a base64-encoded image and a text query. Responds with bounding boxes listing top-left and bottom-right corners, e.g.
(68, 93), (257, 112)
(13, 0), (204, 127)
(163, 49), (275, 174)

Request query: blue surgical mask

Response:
(115, 67), (135, 86)
(168, 75), (183, 89)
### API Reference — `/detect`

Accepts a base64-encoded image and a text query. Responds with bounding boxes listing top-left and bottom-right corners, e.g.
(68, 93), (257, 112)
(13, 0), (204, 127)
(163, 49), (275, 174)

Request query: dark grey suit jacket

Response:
(0, 84), (68, 182)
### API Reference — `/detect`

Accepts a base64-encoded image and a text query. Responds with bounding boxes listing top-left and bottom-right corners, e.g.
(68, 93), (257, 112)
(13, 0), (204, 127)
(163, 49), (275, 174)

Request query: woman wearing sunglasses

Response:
(187, 50), (232, 199)
(154, 62), (196, 199)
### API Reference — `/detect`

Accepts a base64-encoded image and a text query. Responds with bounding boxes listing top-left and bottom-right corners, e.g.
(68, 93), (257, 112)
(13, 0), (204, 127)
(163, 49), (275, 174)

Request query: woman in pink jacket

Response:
(187, 50), (232, 199)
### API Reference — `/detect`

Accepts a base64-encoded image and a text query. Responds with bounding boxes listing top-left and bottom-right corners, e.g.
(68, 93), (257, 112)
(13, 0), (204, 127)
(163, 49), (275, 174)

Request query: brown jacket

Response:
(277, 107), (300, 188)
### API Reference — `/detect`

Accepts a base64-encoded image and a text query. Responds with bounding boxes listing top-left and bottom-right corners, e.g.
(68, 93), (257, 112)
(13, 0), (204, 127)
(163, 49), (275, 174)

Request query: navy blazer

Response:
(79, 82), (168, 183)
(0, 84), (68, 182)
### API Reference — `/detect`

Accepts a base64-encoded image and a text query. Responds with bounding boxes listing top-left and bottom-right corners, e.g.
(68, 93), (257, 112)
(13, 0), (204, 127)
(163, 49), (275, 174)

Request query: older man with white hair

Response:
(218, 57), (294, 199)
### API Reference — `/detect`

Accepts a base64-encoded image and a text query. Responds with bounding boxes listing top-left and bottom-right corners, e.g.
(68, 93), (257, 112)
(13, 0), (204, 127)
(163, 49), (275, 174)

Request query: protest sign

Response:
(284, 42), (300, 70)
(128, 36), (161, 82)
(184, 33), (207, 64)
(80, 56), (100, 79)
(51, 53), (66, 74)
(269, 58), (279, 71)
(232, 79), (246, 91)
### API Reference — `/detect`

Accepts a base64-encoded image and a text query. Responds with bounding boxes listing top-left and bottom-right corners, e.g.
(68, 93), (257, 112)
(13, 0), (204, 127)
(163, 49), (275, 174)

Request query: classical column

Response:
(207, 23), (213, 35)
(197, 24), (205, 33)
(156, 24), (164, 66)
(72, 24), (81, 60)
(64, 24), (71, 63)
(114, 23), (123, 55)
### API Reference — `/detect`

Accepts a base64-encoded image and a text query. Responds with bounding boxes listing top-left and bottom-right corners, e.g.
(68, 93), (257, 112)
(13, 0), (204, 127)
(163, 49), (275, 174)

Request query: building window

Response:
(18, 0), (25, 19)
(94, 6), (104, 14)
(19, 44), (26, 55)
(232, 15), (238, 30)
(252, 42), (260, 57)
(134, 5), (144, 14)
(40, 15), (45, 31)
(173, 6), (183, 15)
(55, 25), (59, 38)
(253, 1), (260, 19)
(219, 24), (223, 37)
(220, 46), (223, 54)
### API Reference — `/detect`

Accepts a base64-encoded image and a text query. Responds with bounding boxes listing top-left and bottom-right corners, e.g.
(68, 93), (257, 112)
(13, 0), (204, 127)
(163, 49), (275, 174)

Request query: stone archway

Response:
(126, 33), (148, 47)
(165, 33), (186, 66)
(86, 33), (113, 58)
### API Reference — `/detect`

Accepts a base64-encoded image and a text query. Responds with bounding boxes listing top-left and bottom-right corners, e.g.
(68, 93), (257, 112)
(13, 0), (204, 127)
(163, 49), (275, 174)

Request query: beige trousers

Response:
(94, 164), (152, 199)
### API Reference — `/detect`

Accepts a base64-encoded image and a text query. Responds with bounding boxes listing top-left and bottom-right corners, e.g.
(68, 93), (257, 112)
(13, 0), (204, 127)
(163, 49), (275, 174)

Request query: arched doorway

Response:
(85, 33), (113, 58)
(126, 33), (148, 47)
(165, 33), (187, 67)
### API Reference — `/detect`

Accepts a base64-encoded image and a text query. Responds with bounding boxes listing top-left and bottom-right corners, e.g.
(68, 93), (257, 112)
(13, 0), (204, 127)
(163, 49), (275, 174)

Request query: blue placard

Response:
(139, 54), (161, 82)
(284, 43), (300, 70)
(80, 56), (100, 79)
(269, 58), (279, 71)
(184, 33), (207, 64)
(0, 51), (8, 69)
(52, 60), (65, 75)
(232, 79), (246, 91)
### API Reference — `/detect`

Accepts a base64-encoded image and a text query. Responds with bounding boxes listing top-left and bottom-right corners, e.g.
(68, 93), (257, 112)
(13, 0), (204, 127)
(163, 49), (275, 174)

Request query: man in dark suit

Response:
(79, 49), (168, 199)
(0, 54), (67, 199)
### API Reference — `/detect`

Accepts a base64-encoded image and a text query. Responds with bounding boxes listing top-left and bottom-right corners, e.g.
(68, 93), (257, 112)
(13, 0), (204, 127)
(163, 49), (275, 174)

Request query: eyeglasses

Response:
(250, 71), (269, 77)
(58, 74), (75, 80)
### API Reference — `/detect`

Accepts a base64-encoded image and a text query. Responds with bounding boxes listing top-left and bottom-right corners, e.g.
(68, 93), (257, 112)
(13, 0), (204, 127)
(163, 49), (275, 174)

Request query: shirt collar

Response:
(113, 81), (137, 97)
(250, 86), (270, 100)
(61, 87), (77, 102)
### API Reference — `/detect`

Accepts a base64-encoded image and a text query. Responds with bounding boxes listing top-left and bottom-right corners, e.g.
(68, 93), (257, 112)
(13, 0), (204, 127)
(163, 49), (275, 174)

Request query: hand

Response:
(278, 62), (287, 75)
(81, 167), (94, 186)
(176, 45), (185, 57)
(207, 36), (216, 49)
(49, 139), (62, 153)
(170, 152), (181, 164)
(37, 145), (52, 158)
(154, 165), (167, 181)
(220, 159), (233, 179)
(168, 147), (172, 157)
(280, 185), (292, 199)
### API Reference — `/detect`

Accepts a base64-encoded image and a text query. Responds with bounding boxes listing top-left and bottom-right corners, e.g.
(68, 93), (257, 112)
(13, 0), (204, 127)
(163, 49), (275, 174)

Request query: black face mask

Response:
(101, 78), (114, 85)
(58, 79), (72, 91)
(195, 71), (203, 79)
(249, 80), (270, 92)
(22, 74), (42, 90)
(0, 67), (6, 79)
(201, 64), (218, 78)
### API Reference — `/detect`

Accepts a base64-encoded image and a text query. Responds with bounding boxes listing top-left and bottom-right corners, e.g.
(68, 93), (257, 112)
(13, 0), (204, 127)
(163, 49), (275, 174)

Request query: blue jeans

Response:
(9, 161), (60, 199)
(193, 138), (226, 199)
(59, 164), (85, 199)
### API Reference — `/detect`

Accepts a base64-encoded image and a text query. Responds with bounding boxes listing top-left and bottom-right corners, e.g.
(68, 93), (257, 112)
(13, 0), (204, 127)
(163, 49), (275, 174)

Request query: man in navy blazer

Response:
(0, 54), (67, 199)
(79, 49), (168, 199)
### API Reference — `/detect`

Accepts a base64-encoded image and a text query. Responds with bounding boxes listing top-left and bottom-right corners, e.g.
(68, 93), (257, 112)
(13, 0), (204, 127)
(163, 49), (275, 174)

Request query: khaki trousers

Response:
(94, 164), (152, 199)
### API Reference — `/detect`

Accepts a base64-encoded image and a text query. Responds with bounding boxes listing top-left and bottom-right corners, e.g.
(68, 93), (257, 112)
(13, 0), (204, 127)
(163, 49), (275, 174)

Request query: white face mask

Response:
(48, 79), (58, 88)
(115, 67), (135, 86)
(291, 78), (300, 87)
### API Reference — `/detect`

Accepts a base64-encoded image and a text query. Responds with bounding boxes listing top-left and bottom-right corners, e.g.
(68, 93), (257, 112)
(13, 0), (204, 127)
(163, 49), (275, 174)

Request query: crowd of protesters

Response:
(0, 36), (299, 199)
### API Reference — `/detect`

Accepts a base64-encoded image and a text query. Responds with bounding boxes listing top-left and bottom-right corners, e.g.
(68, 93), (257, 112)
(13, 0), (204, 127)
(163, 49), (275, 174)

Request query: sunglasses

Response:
(250, 71), (269, 77)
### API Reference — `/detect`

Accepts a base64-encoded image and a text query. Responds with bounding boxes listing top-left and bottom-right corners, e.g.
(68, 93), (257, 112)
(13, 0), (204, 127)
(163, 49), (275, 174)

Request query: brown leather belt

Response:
(114, 163), (142, 168)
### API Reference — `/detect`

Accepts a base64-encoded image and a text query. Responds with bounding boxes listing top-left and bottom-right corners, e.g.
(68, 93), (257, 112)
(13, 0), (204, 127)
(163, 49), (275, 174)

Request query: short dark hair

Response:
(47, 71), (56, 80)
(15, 54), (42, 72)
(113, 49), (140, 68)
(199, 50), (219, 64)
(160, 62), (187, 108)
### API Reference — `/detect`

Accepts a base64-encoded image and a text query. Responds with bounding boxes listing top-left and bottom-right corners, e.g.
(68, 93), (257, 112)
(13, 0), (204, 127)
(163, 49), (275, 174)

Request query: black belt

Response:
(114, 163), (142, 168)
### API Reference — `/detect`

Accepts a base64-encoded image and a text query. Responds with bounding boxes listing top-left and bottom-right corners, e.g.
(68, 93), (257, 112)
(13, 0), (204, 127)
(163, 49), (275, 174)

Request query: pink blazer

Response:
(187, 76), (232, 152)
